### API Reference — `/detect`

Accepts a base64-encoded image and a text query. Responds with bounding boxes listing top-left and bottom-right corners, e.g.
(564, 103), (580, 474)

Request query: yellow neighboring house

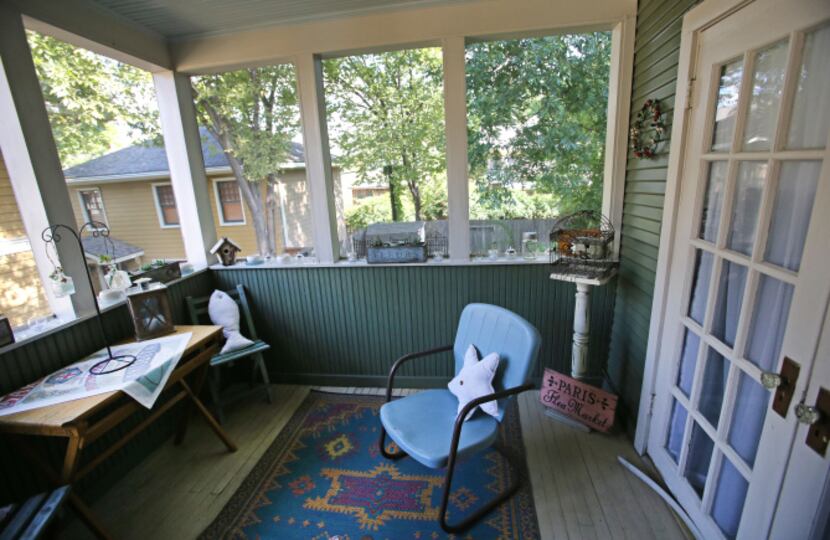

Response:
(0, 150), (51, 328)
(63, 128), (325, 265)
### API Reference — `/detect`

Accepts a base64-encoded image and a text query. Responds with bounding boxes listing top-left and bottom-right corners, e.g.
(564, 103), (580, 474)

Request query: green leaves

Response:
(466, 33), (611, 217)
(28, 31), (160, 167)
(192, 65), (299, 181)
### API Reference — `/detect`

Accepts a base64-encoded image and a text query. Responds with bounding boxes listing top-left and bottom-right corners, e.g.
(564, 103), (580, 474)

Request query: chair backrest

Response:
(453, 303), (541, 421)
(185, 284), (259, 340)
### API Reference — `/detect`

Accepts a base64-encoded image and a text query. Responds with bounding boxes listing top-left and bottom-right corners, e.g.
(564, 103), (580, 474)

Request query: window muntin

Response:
(214, 179), (245, 225)
(153, 184), (180, 227)
(79, 189), (107, 225)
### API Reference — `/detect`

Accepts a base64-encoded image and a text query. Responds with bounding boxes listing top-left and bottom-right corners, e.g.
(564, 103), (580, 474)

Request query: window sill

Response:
(0, 267), (209, 356)
(210, 255), (553, 270)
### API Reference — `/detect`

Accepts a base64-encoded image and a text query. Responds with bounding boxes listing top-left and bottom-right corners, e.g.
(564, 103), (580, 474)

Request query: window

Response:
(323, 47), (448, 260)
(465, 33), (611, 258)
(153, 184), (180, 227)
(214, 179), (245, 225)
(78, 188), (107, 225)
(191, 63), (313, 256)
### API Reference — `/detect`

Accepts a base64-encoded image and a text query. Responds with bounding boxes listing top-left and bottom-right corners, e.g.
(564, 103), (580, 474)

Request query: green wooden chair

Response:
(186, 284), (272, 423)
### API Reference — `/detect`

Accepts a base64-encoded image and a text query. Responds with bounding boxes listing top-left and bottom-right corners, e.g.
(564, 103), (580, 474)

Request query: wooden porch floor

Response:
(66, 385), (689, 539)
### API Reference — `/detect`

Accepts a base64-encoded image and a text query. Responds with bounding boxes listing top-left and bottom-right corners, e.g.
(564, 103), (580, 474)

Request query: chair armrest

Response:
(385, 345), (454, 402)
(455, 383), (535, 429)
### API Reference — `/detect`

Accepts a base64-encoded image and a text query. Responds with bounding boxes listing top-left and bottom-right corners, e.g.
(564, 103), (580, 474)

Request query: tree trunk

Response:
(265, 174), (280, 254)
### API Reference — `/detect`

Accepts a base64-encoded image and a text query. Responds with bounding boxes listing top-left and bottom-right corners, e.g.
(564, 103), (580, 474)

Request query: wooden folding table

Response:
(0, 325), (237, 539)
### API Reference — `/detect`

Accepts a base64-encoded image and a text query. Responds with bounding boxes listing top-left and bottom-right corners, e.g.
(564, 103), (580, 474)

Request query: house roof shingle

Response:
(81, 235), (144, 261)
(63, 127), (305, 180)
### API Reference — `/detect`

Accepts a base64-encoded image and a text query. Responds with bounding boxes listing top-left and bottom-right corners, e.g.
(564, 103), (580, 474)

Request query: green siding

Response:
(608, 0), (700, 434)
(0, 271), (215, 505)
(213, 265), (616, 387)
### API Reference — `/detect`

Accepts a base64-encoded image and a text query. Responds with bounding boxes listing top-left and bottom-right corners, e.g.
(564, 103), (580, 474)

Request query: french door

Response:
(648, 0), (830, 538)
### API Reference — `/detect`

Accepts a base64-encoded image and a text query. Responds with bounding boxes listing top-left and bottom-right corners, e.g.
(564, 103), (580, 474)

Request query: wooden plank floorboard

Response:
(65, 385), (686, 539)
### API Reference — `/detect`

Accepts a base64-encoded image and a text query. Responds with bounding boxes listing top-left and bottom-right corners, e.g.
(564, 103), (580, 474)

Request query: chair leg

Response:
(438, 443), (522, 534)
(208, 367), (226, 425)
(378, 426), (408, 460)
(254, 353), (272, 404)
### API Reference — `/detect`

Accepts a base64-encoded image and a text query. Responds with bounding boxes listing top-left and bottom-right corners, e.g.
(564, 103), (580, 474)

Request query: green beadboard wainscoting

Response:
(0, 271), (215, 505)
(213, 264), (616, 388)
(607, 0), (700, 433)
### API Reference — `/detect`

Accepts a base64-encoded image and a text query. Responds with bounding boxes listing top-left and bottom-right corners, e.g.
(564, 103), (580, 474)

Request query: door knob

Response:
(795, 403), (821, 425)
(761, 372), (782, 389)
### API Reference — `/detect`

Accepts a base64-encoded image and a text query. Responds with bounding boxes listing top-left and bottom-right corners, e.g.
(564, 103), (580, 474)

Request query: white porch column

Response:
(152, 71), (217, 268)
(571, 283), (592, 379)
(295, 53), (339, 263)
(442, 36), (470, 261)
(0, 5), (90, 317)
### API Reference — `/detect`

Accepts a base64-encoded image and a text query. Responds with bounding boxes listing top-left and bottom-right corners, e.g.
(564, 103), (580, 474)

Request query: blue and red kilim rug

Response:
(201, 391), (540, 539)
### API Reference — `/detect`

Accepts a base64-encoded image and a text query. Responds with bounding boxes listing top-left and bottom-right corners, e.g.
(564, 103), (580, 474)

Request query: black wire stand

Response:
(42, 222), (137, 375)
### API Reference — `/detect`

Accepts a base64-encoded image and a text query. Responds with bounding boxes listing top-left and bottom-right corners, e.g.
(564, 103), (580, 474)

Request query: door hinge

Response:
(686, 78), (696, 110)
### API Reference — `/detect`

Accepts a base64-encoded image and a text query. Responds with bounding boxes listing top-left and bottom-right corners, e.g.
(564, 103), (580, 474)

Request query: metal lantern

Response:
(126, 281), (175, 341)
(549, 210), (617, 279)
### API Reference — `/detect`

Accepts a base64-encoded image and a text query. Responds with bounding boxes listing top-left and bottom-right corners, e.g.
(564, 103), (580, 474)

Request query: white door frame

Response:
(634, 0), (756, 454)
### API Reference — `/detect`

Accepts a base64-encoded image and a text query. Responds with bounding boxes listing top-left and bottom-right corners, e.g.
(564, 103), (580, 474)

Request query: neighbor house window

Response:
(323, 47), (448, 260)
(465, 33), (611, 258)
(153, 184), (179, 227)
(79, 188), (107, 225)
(214, 179), (245, 225)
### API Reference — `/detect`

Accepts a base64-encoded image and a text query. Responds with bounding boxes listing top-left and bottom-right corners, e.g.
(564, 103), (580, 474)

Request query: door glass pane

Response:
(711, 60), (744, 152)
(689, 250), (715, 325)
(711, 458), (749, 540)
(765, 161), (821, 271)
(699, 348), (728, 429)
(728, 371), (770, 467)
(742, 41), (788, 151)
(712, 260), (748, 347)
(677, 329), (700, 397)
(727, 161), (767, 256)
(700, 161), (728, 242)
(684, 422), (715, 497)
(745, 274), (794, 371)
(788, 25), (830, 149)
(666, 399), (688, 464)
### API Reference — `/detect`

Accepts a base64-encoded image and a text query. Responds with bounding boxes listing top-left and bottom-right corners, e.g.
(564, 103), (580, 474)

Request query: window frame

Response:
(212, 177), (247, 226)
(151, 182), (181, 229)
(77, 187), (109, 227)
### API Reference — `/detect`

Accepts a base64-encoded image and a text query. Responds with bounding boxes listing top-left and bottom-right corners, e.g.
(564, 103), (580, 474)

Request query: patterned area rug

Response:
(201, 391), (539, 539)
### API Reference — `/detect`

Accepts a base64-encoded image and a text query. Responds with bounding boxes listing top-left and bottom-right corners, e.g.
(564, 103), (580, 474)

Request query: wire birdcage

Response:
(549, 210), (617, 279)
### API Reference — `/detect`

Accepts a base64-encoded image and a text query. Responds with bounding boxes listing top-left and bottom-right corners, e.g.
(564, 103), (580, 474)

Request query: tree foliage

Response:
(192, 66), (300, 256)
(466, 33), (611, 217)
(324, 49), (447, 221)
(28, 31), (158, 167)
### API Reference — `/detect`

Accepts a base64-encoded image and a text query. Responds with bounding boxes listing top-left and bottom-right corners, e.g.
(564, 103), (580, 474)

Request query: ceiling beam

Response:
(5, 0), (172, 71)
(171, 0), (635, 74)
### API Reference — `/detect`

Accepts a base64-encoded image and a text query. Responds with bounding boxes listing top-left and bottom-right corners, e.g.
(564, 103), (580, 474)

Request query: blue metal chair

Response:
(378, 303), (541, 534)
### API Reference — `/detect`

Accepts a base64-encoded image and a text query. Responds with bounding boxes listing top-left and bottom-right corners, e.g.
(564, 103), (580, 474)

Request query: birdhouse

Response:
(210, 237), (242, 266)
(126, 282), (175, 341)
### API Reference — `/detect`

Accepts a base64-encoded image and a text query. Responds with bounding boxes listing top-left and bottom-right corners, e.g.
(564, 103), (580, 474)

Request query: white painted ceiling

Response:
(88, 0), (468, 39)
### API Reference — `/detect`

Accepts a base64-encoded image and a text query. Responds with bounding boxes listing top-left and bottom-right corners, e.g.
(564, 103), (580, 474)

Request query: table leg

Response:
(180, 379), (237, 452)
(67, 492), (113, 540)
(61, 432), (83, 484)
(571, 282), (592, 380)
(174, 360), (211, 445)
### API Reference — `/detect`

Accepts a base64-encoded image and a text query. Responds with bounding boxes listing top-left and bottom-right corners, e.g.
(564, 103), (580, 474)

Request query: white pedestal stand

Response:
(545, 266), (617, 430)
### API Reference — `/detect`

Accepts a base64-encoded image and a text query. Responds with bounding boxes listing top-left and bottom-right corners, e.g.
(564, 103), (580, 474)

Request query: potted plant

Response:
(129, 258), (182, 284)
(367, 239), (428, 264)
(48, 266), (75, 297)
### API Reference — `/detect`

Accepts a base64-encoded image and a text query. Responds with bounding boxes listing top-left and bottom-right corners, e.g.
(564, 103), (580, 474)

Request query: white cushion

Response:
(208, 290), (254, 354)
(447, 345), (500, 422)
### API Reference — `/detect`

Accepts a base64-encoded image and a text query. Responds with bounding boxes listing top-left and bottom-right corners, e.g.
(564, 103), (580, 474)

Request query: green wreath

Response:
(629, 99), (665, 159)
